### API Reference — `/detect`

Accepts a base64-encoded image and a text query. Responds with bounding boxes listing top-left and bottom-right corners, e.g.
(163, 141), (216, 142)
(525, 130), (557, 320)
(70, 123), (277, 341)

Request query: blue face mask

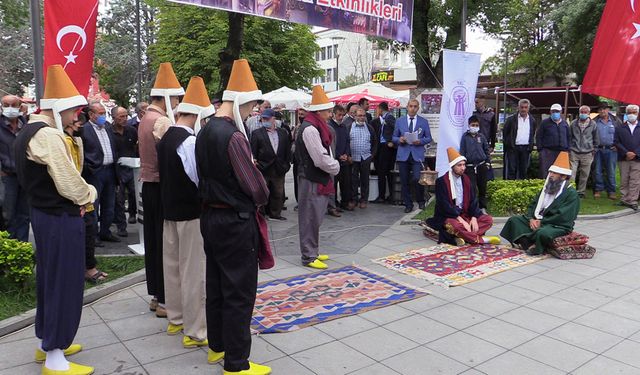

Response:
(579, 113), (589, 120)
(262, 120), (272, 128)
(624, 114), (629, 122)
(95, 115), (107, 126)
(550, 112), (561, 121)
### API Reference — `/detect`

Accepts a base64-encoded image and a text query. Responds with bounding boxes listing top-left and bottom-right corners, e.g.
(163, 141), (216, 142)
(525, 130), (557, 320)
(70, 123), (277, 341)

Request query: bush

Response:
(487, 179), (545, 215)
(0, 231), (34, 285)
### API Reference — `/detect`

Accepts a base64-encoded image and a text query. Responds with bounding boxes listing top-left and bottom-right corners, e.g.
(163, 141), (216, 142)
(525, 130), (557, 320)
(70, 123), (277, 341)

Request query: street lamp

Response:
(331, 36), (346, 91)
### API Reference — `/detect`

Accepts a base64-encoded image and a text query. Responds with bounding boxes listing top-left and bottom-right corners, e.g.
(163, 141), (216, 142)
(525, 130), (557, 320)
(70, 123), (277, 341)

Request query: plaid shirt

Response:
(350, 123), (372, 162)
(91, 122), (114, 165)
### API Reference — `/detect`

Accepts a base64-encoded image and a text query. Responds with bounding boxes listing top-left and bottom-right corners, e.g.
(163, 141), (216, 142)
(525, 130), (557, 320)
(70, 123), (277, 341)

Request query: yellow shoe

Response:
(305, 259), (328, 270)
(41, 362), (94, 375)
(207, 349), (225, 364)
(483, 236), (501, 245)
(35, 344), (83, 363)
(183, 336), (208, 348)
(317, 254), (330, 261)
(223, 362), (272, 375)
(167, 323), (184, 335)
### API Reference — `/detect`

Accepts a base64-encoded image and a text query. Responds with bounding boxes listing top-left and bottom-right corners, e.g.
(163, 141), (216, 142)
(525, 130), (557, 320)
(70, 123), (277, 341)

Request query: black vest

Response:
(158, 126), (200, 221)
(295, 121), (330, 185)
(14, 122), (80, 216)
(195, 117), (254, 213)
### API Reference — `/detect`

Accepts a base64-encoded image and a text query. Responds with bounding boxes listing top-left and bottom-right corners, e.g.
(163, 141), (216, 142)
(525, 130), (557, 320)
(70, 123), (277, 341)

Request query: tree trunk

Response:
(412, 0), (442, 88)
(218, 12), (245, 97)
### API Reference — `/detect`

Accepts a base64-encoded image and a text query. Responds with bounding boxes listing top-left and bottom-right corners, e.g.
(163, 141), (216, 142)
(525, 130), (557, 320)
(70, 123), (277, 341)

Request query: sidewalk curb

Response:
(400, 207), (637, 226)
(0, 269), (146, 338)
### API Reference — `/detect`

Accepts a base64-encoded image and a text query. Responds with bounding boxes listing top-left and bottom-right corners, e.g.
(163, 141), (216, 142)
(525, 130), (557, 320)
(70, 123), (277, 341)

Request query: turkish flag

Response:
(582, 1), (640, 103)
(43, 0), (99, 97)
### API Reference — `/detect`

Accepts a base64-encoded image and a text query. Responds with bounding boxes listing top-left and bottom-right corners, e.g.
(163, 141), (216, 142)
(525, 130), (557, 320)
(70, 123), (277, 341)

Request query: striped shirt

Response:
(228, 132), (269, 206)
(90, 122), (114, 165)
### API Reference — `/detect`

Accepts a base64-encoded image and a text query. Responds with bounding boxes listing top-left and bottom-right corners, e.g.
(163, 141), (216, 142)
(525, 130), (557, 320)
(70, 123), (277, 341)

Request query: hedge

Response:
(487, 179), (546, 215)
(0, 231), (34, 285)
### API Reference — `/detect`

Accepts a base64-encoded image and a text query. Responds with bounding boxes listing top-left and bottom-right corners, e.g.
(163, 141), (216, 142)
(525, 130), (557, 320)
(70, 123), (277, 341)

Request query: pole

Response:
(336, 50), (340, 91)
(135, 0), (143, 102)
(29, 0), (44, 102)
(461, 0), (467, 51)
(503, 46), (507, 122)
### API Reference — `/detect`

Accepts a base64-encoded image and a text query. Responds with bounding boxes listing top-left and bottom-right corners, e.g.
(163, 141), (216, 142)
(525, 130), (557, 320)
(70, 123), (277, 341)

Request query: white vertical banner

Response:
(435, 49), (482, 176)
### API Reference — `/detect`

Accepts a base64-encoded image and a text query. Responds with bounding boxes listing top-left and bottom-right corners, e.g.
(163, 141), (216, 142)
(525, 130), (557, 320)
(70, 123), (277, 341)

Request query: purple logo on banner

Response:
(448, 84), (469, 128)
(168, 0), (414, 43)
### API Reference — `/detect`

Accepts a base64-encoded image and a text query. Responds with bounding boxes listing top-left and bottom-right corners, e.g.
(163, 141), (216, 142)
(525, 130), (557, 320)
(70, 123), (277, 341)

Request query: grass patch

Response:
(414, 187), (623, 221)
(0, 255), (145, 321)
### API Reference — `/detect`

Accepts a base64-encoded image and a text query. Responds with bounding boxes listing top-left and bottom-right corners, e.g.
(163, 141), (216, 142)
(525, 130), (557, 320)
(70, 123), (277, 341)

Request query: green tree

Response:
(0, 0), (29, 28)
(339, 74), (366, 89)
(149, 1), (321, 97)
(0, 22), (33, 96)
(95, 0), (157, 106)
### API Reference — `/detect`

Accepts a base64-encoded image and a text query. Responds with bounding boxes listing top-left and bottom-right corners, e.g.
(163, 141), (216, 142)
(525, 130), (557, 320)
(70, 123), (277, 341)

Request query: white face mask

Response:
(2, 107), (20, 119)
(627, 114), (638, 123)
(469, 126), (480, 134)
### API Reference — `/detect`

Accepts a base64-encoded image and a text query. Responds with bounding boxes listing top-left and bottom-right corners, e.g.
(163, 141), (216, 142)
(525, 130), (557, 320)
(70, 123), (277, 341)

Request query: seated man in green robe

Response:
(501, 151), (580, 255)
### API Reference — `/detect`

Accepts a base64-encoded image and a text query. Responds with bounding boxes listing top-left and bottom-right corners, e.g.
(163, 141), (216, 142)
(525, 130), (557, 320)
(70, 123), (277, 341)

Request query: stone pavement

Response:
(2, 177), (640, 374)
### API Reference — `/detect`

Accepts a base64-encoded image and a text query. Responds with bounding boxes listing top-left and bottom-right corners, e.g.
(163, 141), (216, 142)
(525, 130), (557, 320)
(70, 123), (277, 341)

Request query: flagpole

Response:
(29, 0), (44, 102)
(135, 0), (142, 102)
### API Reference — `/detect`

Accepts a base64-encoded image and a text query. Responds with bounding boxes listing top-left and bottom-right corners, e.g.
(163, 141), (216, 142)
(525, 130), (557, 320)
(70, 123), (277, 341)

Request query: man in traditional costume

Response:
(138, 62), (184, 317)
(426, 147), (499, 246)
(16, 65), (97, 375)
(295, 85), (340, 269)
(157, 77), (213, 349)
(501, 151), (580, 255)
(195, 59), (271, 375)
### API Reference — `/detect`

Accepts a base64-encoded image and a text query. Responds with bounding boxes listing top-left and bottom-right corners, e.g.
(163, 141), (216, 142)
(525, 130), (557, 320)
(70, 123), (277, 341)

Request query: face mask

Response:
(262, 120), (272, 128)
(627, 114), (638, 123)
(550, 113), (561, 121)
(579, 114), (589, 120)
(2, 107), (20, 119)
(72, 127), (83, 137)
(95, 115), (107, 126)
(469, 126), (479, 134)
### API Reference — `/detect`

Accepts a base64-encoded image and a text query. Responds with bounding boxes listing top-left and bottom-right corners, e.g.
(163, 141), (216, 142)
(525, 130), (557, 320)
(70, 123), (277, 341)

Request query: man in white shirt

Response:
(503, 99), (537, 179)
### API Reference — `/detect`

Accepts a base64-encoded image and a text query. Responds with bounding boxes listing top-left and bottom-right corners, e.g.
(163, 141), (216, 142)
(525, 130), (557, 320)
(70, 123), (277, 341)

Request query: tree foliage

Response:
(95, 0), (157, 106)
(149, 1), (321, 97)
(0, 4), (33, 96)
(339, 74), (366, 89)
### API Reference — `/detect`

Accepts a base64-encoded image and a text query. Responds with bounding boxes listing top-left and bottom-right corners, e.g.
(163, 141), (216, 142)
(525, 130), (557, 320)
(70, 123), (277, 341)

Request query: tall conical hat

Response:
(175, 76), (215, 134)
(39, 65), (87, 131)
(548, 151), (571, 176)
(221, 59), (263, 139)
(150, 62), (184, 123)
(306, 85), (334, 112)
(447, 147), (466, 167)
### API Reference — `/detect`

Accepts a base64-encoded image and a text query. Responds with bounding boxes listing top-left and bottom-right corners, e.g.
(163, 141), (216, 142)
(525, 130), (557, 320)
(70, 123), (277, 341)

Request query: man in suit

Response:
(127, 102), (148, 129)
(358, 97), (373, 124)
(251, 108), (292, 220)
(82, 101), (120, 243)
(614, 104), (640, 210)
(503, 98), (537, 180)
(393, 99), (432, 213)
(372, 101), (397, 203)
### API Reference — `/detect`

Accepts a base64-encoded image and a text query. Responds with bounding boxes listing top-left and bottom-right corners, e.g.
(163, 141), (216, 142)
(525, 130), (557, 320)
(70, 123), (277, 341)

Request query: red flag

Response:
(582, 1), (640, 103)
(43, 0), (99, 97)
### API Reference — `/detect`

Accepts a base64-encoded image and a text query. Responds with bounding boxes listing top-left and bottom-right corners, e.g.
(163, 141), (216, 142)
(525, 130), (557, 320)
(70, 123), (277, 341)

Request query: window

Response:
(332, 68), (338, 82)
(320, 47), (326, 60)
(315, 51), (320, 61)
(327, 46), (333, 60)
(326, 68), (332, 82)
(334, 44), (339, 57)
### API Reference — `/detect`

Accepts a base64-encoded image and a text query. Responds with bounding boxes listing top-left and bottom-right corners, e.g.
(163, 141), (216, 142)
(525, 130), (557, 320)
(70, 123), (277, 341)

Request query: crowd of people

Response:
(3, 55), (640, 375)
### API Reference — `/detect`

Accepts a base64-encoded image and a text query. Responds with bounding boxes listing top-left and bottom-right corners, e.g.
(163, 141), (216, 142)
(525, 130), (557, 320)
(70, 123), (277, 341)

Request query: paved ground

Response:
(2, 178), (640, 374)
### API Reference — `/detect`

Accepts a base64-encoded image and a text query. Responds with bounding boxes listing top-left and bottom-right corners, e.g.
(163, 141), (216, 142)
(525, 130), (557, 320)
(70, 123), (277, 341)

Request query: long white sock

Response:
(44, 349), (69, 371)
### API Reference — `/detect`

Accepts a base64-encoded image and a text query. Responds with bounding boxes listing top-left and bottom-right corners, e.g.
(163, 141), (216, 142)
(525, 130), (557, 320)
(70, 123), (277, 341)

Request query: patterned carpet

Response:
(251, 265), (428, 333)
(372, 244), (547, 287)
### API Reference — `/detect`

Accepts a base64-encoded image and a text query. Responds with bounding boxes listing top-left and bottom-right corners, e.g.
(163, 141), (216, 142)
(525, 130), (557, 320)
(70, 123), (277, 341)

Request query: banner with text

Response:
(169, 0), (413, 43)
(435, 49), (481, 176)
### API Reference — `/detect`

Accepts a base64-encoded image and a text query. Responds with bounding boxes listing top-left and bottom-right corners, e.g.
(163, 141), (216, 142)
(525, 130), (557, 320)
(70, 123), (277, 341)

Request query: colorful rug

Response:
(372, 244), (548, 287)
(251, 265), (428, 333)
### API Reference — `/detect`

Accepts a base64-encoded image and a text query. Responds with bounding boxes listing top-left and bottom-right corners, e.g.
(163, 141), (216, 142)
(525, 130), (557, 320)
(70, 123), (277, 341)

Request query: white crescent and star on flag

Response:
(632, 0), (640, 39)
(54, 0), (99, 69)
